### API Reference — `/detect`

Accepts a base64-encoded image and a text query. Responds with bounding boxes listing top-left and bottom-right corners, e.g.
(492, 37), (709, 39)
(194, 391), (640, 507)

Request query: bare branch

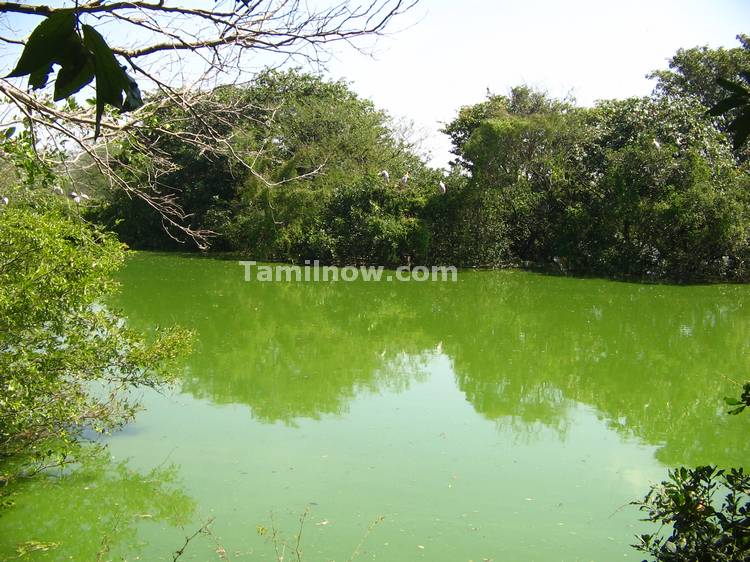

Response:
(0, 0), (419, 246)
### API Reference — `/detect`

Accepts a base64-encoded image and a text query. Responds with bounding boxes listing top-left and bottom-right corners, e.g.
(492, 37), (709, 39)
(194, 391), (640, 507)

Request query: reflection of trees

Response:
(115, 255), (435, 424)
(440, 273), (750, 467)
(116, 255), (750, 466)
(0, 447), (195, 560)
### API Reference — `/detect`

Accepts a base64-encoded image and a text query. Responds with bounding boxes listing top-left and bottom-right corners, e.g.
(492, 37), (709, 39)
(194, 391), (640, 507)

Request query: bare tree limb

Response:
(0, 0), (419, 246)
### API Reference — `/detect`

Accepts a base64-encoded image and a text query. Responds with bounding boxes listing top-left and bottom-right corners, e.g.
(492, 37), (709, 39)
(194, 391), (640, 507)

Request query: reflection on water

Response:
(0, 447), (195, 560)
(116, 254), (750, 467)
(4, 253), (748, 561)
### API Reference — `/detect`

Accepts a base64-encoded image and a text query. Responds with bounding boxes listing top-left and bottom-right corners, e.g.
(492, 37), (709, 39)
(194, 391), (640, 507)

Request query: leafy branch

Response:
(724, 382), (750, 416)
(709, 73), (750, 148)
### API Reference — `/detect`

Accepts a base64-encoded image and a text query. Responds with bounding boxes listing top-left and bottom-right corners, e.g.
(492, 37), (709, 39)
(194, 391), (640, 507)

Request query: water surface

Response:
(2, 253), (749, 561)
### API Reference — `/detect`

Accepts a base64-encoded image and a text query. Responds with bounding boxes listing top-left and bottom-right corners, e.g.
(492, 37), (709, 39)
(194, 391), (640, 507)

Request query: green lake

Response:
(2, 252), (750, 561)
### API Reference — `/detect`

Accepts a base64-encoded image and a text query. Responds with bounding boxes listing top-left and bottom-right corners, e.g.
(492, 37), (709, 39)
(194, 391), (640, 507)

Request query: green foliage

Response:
(1, 129), (58, 191)
(633, 466), (750, 561)
(308, 175), (432, 266)
(443, 89), (750, 280)
(94, 68), (439, 263)
(725, 383), (750, 416)
(442, 85), (573, 168)
(580, 97), (748, 279)
(649, 34), (750, 155)
(460, 107), (586, 264)
(710, 75), (750, 149)
(0, 202), (191, 480)
(90, 56), (750, 282)
(649, 34), (750, 109)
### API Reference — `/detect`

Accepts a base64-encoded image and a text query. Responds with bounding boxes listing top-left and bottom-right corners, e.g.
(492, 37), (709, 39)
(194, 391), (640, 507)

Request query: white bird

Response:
(69, 191), (81, 203)
(52, 185), (64, 196)
(652, 139), (661, 150)
(379, 170), (390, 183)
(439, 180), (446, 194)
(1, 196), (8, 205)
(400, 172), (409, 185)
(552, 256), (567, 273)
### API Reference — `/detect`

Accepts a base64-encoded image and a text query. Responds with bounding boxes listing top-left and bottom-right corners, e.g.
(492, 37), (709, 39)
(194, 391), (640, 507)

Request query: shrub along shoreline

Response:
(83, 39), (750, 284)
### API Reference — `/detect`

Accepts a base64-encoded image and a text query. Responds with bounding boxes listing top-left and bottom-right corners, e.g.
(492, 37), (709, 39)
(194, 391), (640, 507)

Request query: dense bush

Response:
(306, 175), (433, 265)
(90, 69), (439, 256)
(92, 53), (750, 282)
(449, 91), (750, 280)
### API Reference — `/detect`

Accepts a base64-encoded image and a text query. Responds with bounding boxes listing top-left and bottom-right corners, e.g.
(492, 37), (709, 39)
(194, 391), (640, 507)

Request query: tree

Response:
(91, 68), (437, 261)
(709, 74), (750, 150)
(439, 87), (750, 280)
(649, 34), (750, 111)
(0, 194), (191, 484)
(441, 85), (573, 169)
(649, 34), (750, 156)
(0, 0), (418, 244)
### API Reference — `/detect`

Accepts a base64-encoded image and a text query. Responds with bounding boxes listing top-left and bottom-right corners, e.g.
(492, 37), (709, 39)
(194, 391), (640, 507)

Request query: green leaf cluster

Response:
(724, 382), (750, 416)
(7, 12), (143, 136)
(634, 466), (750, 561)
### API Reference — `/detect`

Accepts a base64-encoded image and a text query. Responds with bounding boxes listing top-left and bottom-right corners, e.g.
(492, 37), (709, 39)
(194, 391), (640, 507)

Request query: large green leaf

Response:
(82, 24), (128, 138)
(54, 57), (95, 101)
(53, 33), (95, 100)
(8, 14), (143, 138)
(28, 63), (54, 89)
(6, 11), (76, 79)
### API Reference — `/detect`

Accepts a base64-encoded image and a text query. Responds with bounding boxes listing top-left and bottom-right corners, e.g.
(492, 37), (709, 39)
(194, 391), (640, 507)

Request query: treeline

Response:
(89, 37), (750, 282)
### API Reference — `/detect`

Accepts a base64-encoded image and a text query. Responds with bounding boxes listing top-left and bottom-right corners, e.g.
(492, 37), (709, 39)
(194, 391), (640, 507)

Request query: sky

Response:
(1, 0), (748, 167)
(322, 0), (750, 166)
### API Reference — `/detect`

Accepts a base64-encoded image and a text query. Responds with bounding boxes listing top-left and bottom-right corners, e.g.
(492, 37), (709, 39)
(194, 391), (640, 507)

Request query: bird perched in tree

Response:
(401, 172), (410, 185)
(52, 185), (64, 196)
(652, 139), (661, 150)
(379, 170), (390, 183)
(439, 180), (446, 194)
(1, 196), (8, 205)
(69, 191), (90, 203)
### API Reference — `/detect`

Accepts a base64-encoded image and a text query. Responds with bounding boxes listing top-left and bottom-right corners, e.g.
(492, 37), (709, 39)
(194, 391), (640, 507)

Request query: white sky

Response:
(323, 0), (750, 166)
